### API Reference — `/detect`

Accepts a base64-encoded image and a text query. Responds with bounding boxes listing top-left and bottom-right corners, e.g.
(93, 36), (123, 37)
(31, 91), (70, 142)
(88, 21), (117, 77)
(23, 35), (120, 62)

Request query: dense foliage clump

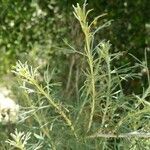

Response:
(0, 1), (150, 150)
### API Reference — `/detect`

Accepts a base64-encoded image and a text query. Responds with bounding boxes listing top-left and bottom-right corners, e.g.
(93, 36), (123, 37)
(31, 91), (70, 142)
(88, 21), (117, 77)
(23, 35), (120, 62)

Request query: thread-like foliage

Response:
(0, 3), (149, 150)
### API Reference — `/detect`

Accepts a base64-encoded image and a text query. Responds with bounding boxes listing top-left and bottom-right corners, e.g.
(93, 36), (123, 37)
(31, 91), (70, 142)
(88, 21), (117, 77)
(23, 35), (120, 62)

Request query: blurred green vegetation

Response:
(0, 0), (150, 149)
(0, 0), (149, 93)
(0, 0), (149, 71)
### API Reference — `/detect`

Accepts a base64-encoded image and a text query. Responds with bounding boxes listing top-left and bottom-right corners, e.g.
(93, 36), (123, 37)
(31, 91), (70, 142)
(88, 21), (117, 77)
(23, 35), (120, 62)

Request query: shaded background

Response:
(0, 0), (150, 95)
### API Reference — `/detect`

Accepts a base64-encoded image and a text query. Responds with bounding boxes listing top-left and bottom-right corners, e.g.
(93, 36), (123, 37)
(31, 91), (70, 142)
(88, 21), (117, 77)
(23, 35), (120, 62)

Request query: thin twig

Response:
(87, 131), (150, 139)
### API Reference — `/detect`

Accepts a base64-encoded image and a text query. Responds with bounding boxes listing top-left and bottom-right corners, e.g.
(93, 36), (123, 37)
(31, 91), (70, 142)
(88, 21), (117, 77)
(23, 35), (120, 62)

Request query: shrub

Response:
(0, 2), (150, 150)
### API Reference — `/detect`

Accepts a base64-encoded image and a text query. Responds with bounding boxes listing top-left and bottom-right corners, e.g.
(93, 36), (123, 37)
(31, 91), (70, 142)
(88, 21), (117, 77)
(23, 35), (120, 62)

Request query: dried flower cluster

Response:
(0, 88), (19, 125)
